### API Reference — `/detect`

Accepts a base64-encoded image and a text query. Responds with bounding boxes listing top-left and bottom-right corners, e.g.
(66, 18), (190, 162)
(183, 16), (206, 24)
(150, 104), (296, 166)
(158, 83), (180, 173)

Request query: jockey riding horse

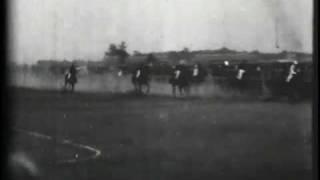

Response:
(131, 63), (151, 94)
(285, 60), (301, 101)
(190, 63), (208, 93)
(191, 63), (207, 83)
(169, 60), (191, 97)
(234, 60), (248, 93)
(64, 63), (78, 92)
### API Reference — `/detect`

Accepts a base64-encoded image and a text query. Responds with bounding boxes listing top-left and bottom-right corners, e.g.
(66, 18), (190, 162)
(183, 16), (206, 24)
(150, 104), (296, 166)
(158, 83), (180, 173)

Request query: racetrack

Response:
(9, 87), (312, 180)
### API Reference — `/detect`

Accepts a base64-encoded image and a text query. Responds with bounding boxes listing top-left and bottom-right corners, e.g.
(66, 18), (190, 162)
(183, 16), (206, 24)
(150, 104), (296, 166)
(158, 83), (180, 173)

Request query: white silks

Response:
(66, 72), (71, 79)
(175, 70), (181, 79)
(118, 70), (123, 77)
(193, 68), (199, 77)
(236, 69), (246, 80)
(286, 64), (296, 83)
(136, 70), (141, 78)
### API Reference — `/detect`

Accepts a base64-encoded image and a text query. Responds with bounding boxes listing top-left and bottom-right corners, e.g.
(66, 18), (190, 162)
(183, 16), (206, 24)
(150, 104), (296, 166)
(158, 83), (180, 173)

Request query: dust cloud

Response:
(10, 69), (240, 98)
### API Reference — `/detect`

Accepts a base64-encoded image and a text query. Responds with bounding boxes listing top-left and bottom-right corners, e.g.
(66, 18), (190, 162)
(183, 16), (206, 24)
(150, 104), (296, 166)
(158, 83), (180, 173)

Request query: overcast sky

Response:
(9, 0), (313, 64)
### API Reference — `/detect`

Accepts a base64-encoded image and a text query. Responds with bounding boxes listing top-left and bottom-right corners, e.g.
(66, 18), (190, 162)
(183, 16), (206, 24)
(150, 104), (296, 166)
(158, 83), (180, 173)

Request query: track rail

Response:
(14, 128), (102, 164)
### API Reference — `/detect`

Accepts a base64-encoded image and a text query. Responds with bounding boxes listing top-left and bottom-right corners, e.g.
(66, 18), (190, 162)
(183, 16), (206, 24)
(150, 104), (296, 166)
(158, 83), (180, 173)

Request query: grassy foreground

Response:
(10, 87), (312, 180)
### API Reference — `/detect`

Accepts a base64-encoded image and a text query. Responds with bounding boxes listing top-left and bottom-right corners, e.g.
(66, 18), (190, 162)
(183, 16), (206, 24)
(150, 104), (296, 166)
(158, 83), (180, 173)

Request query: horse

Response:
(131, 65), (151, 94)
(169, 65), (191, 97)
(190, 64), (208, 94)
(260, 62), (303, 101)
(285, 64), (302, 101)
(63, 72), (77, 92)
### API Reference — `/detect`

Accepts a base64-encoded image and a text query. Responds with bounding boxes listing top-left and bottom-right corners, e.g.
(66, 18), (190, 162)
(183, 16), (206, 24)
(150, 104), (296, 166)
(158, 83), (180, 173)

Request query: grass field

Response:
(10, 87), (312, 180)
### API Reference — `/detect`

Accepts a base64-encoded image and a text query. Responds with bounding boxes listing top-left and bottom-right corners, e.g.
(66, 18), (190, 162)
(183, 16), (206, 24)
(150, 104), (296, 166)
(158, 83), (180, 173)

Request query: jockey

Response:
(192, 63), (207, 83)
(285, 60), (300, 100)
(224, 60), (229, 67)
(169, 60), (186, 84)
(69, 63), (77, 76)
(174, 60), (187, 79)
(68, 63), (78, 83)
(174, 67), (181, 80)
(133, 63), (150, 80)
(64, 69), (71, 79)
(118, 69), (123, 77)
(236, 60), (247, 80)
(286, 60), (298, 83)
(135, 64), (144, 78)
(131, 63), (151, 94)
(135, 68), (141, 78)
(192, 64), (199, 77)
(222, 60), (231, 77)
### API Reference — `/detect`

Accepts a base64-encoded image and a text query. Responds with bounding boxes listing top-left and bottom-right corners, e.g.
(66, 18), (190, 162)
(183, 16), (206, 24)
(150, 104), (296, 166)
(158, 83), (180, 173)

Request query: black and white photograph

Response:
(7, 0), (314, 179)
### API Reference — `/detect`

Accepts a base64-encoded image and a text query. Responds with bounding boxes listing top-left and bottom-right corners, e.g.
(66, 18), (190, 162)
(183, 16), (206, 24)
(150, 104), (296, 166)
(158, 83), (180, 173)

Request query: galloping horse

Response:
(285, 61), (301, 101)
(169, 63), (191, 97)
(131, 64), (151, 94)
(190, 63), (208, 93)
(64, 71), (77, 92)
(63, 64), (78, 92)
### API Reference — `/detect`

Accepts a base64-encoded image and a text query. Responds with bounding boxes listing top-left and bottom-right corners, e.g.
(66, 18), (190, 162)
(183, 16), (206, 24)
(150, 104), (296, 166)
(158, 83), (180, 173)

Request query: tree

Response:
(279, 50), (288, 57)
(117, 49), (129, 64)
(119, 41), (127, 51)
(106, 43), (117, 56)
(133, 50), (142, 56)
(117, 41), (129, 64)
(251, 50), (261, 55)
(105, 42), (129, 65)
(180, 47), (193, 62)
(146, 53), (157, 64)
(167, 51), (180, 64)
(182, 47), (189, 53)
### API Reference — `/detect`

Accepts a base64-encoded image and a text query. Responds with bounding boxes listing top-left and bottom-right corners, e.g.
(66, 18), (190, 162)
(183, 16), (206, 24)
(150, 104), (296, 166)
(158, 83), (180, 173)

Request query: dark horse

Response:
(63, 64), (78, 92)
(169, 64), (191, 97)
(64, 72), (77, 92)
(285, 62), (303, 101)
(131, 64), (151, 94)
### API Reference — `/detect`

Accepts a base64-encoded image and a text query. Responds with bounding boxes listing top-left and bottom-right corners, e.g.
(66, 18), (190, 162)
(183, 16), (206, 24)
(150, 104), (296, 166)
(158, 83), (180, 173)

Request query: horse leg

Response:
(64, 81), (68, 91)
(138, 84), (142, 94)
(190, 84), (194, 95)
(179, 86), (183, 97)
(65, 82), (70, 92)
(288, 82), (299, 102)
(186, 85), (190, 96)
(133, 82), (138, 93)
(172, 85), (176, 97)
(146, 83), (150, 94)
(135, 83), (138, 93)
(195, 84), (200, 95)
(133, 83), (136, 92)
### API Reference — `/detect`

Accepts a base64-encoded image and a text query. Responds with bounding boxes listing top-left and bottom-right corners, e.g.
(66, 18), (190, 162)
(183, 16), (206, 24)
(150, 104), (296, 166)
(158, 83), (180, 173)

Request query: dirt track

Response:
(10, 87), (312, 180)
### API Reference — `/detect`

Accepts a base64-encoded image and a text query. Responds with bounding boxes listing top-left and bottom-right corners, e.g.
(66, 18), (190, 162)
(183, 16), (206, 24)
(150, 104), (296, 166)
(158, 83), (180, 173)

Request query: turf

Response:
(10, 87), (312, 180)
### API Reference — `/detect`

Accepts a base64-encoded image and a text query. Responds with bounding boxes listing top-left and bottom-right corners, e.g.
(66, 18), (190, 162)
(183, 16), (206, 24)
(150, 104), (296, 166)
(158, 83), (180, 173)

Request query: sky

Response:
(9, 0), (313, 64)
